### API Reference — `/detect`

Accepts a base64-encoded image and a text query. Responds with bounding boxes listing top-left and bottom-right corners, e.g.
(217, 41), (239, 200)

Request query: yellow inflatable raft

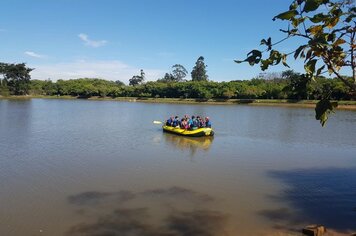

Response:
(162, 125), (214, 137)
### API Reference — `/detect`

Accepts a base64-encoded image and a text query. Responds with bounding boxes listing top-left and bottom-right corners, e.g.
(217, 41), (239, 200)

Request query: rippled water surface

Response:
(0, 99), (355, 236)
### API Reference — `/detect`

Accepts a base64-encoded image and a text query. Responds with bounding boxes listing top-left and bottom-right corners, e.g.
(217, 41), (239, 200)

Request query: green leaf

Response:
(260, 59), (271, 71)
(294, 45), (307, 59)
(327, 33), (336, 42)
(308, 25), (323, 35)
(300, 49), (306, 58)
(273, 10), (298, 21)
(292, 17), (305, 27)
(246, 50), (262, 65)
(234, 50), (263, 66)
(289, 1), (299, 10)
(247, 50), (262, 58)
(331, 8), (342, 17)
(325, 17), (339, 28)
(305, 59), (317, 74)
(310, 34), (328, 45)
(333, 38), (346, 46)
(316, 65), (325, 76)
(270, 50), (282, 65)
(260, 37), (272, 50)
(282, 54), (290, 68)
(315, 99), (338, 126)
(309, 13), (327, 23)
(305, 49), (313, 61)
(303, 0), (323, 13)
(234, 60), (244, 64)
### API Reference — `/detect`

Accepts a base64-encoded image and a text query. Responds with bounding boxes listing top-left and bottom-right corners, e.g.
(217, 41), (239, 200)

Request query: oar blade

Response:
(153, 121), (162, 124)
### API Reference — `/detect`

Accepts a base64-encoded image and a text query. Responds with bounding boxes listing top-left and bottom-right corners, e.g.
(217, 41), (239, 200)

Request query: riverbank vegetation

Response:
(25, 74), (355, 101)
(0, 64), (354, 101)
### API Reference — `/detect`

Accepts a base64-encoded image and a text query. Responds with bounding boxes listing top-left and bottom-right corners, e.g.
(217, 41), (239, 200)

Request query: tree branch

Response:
(280, 29), (312, 40)
(272, 36), (290, 47)
(324, 55), (356, 91)
(350, 27), (356, 85)
(299, 5), (308, 36)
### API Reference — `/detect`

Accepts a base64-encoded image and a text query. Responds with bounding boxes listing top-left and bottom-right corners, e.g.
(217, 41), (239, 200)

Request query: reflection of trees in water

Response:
(259, 167), (356, 234)
(66, 186), (229, 236)
(163, 133), (214, 158)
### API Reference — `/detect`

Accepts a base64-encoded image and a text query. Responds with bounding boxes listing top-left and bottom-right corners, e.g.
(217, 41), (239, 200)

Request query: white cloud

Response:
(30, 60), (165, 84)
(25, 51), (45, 58)
(78, 33), (107, 48)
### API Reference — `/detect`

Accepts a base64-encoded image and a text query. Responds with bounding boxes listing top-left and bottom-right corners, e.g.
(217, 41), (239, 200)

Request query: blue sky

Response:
(0, 0), (308, 84)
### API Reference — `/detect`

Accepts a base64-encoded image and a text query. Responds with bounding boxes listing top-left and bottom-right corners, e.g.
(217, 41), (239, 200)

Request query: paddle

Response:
(153, 120), (163, 124)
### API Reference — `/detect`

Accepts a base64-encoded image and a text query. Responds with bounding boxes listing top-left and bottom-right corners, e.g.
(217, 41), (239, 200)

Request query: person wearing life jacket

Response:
(196, 116), (201, 127)
(180, 118), (188, 129)
(198, 116), (205, 128)
(188, 116), (193, 129)
(205, 117), (212, 128)
(185, 118), (190, 129)
(180, 118), (185, 129)
(191, 116), (199, 130)
(172, 116), (180, 127)
(166, 116), (174, 126)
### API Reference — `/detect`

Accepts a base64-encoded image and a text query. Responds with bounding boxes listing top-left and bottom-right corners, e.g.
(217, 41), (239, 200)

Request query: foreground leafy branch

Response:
(235, 0), (355, 126)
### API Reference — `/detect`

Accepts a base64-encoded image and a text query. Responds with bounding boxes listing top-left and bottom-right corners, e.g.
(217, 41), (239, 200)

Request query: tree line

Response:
(0, 62), (353, 100)
(0, 54), (354, 101)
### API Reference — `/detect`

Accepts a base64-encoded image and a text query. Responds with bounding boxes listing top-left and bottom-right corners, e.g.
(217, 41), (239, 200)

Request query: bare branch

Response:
(271, 35), (291, 47)
(280, 29), (312, 40)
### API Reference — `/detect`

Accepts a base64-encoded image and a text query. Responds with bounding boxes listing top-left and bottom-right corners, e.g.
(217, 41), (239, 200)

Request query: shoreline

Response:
(1, 95), (356, 110)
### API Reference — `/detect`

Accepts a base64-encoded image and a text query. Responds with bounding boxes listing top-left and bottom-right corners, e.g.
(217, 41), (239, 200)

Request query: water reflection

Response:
(0, 100), (33, 145)
(163, 133), (214, 157)
(261, 167), (356, 233)
(66, 187), (228, 236)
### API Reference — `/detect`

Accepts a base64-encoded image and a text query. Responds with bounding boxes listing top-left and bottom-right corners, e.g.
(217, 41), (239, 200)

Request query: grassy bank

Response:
(1, 95), (356, 110)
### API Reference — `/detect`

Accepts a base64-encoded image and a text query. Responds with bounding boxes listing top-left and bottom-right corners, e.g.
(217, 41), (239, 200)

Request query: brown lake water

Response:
(0, 98), (355, 236)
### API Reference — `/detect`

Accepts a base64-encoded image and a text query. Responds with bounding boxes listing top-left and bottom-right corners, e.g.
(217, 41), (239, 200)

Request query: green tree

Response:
(172, 64), (188, 82)
(235, 0), (355, 126)
(219, 82), (237, 99)
(191, 56), (208, 81)
(129, 75), (143, 86)
(157, 73), (176, 83)
(129, 69), (145, 86)
(115, 80), (125, 86)
(43, 79), (58, 95)
(29, 79), (45, 95)
(0, 74), (10, 96)
(281, 70), (311, 99)
(0, 63), (33, 95)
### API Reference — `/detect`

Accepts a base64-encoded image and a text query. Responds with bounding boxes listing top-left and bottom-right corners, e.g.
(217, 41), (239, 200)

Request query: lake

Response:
(0, 98), (355, 236)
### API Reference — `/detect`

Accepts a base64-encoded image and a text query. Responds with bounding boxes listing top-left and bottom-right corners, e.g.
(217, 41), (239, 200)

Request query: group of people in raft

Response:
(166, 115), (212, 130)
